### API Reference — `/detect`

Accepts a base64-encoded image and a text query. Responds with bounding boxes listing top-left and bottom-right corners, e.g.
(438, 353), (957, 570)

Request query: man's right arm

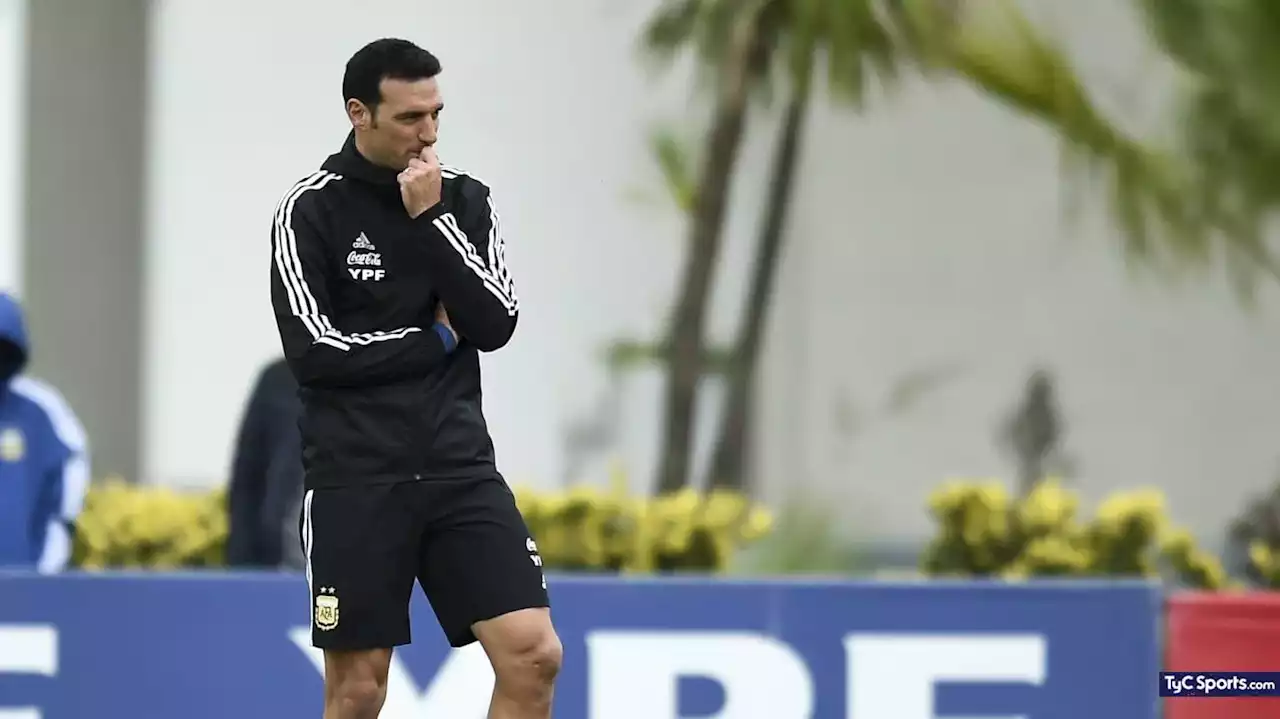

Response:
(270, 175), (457, 388)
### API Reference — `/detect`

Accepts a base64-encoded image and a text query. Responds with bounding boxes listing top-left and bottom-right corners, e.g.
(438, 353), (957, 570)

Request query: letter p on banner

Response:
(586, 630), (814, 718)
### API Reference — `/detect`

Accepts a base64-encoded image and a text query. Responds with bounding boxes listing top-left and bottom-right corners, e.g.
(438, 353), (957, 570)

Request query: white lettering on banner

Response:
(288, 626), (1047, 718)
(288, 628), (493, 717)
(586, 631), (814, 718)
(0, 624), (58, 719)
(845, 633), (1046, 719)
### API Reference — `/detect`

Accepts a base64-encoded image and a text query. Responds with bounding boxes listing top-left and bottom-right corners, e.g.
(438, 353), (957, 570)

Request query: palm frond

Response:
(638, 0), (1280, 296)
(1134, 0), (1217, 76)
(642, 0), (702, 58)
(648, 124), (700, 214)
(640, 0), (760, 69)
(895, 0), (1280, 294)
(1131, 0), (1280, 295)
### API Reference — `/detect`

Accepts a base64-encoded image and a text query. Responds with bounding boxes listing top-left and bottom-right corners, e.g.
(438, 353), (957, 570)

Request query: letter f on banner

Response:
(0, 624), (58, 719)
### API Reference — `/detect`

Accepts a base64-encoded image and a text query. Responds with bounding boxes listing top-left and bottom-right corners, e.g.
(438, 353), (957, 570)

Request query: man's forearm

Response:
(415, 203), (518, 351)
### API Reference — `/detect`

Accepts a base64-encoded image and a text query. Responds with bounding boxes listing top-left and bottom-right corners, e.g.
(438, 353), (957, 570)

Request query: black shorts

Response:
(298, 475), (549, 649)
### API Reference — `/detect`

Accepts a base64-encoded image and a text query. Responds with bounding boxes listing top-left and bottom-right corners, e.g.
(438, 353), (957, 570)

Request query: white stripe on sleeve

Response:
(9, 377), (89, 574)
(9, 376), (89, 520)
(272, 171), (423, 351)
(439, 166), (518, 315)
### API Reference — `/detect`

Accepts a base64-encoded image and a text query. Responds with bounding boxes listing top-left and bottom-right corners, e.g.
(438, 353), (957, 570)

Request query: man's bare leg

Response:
(473, 607), (562, 719)
(323, 648), (393, 719)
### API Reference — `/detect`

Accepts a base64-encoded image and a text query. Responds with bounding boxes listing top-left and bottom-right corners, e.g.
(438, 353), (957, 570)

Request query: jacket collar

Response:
(322, 131), (402, 186)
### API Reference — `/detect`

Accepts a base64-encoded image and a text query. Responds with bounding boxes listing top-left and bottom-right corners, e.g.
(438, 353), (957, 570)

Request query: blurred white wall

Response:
(141, 0), (1280, 543)
(0, 0), (24, 296)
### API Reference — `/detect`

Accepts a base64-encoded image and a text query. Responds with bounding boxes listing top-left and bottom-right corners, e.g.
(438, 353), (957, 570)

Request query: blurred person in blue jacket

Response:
(0, 292), (90, 572)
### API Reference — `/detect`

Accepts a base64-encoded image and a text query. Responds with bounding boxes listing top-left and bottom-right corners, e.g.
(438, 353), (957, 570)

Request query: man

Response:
(268, 38), (560, 718)
(0, 292), (90, 573)
(225, 356), (305, 570)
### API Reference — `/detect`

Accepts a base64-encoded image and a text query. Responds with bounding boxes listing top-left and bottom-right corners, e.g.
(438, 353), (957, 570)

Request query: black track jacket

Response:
(269, 133), (518, 489)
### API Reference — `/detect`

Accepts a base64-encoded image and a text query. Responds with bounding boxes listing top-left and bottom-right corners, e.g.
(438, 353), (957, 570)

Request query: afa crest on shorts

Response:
(314, 587), (339, 631)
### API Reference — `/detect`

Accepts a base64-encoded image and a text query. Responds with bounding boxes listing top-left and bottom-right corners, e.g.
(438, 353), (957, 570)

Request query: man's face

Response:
(349, 77), (443, 170)
(0, 340), (22, 383)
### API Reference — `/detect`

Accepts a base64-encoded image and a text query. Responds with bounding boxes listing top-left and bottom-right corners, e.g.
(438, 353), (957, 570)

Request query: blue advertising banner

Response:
(0, 572), (1160, 718)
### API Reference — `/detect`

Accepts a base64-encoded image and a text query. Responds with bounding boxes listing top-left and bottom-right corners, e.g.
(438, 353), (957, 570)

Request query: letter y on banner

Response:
(289, 627), (493, 717)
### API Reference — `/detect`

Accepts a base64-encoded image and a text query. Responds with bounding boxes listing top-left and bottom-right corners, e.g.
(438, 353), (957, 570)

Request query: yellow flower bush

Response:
(921, 477), (1236, 589)
(515, 482), (772, 573)
(70, 473), (774, 574)
(72, 470), (1254, 588)
(72, 476), (227, 570)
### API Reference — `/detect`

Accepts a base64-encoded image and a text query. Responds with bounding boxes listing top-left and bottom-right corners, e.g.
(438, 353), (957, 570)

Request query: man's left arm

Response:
(414, 176), (519, 352)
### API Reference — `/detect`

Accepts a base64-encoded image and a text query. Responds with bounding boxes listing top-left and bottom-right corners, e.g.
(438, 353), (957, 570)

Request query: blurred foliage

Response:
(69, 473), (773, 574)
(72, 476), (227, 570)
(515, 471), (773, 573)
(648, 123), (700, 214)
(72, 472), (1280, 589)
(1227, 475), (1280, 587)
(602, 338), (736, 375)
(1131, 0), (1280, 295)
(920, 477), (1237, 589)
(641, 0), (1271, 295)
(1246, 541), (1280, 588)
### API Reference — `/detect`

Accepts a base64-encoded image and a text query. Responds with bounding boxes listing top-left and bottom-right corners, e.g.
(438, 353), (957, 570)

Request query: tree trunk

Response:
(708, 89), (810, 491)
(654, 16), (760, 495)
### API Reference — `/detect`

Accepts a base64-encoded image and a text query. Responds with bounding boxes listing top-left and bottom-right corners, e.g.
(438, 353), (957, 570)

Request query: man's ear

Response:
(346, 99), (373, 129)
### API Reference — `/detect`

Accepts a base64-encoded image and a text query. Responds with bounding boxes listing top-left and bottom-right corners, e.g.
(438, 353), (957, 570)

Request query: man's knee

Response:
(324, 648), (392, 718)
(521, 628), (563, 685)
(497, 628), (562, 699)
(475, 608), (563, 694)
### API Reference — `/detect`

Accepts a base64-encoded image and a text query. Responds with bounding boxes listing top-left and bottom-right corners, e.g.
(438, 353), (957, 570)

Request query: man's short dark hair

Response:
(342, 38), (442, 111)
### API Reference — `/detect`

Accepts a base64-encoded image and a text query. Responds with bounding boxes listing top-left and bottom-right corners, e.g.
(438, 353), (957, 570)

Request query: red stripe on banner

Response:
(1166, 592), (1280, 718)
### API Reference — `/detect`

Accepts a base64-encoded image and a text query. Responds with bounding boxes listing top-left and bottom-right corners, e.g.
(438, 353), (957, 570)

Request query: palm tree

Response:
(705, 0), (899, 490)
(642, 0), (904, 494)
(642, 0), (1276, 494)
(643, 3), (764, 494)
(1130, 0), (1280, 292)
(704, 89), (809, 490)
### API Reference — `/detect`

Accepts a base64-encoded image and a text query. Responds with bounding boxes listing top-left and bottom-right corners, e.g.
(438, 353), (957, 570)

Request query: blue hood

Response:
(0, 293), (29, 381)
